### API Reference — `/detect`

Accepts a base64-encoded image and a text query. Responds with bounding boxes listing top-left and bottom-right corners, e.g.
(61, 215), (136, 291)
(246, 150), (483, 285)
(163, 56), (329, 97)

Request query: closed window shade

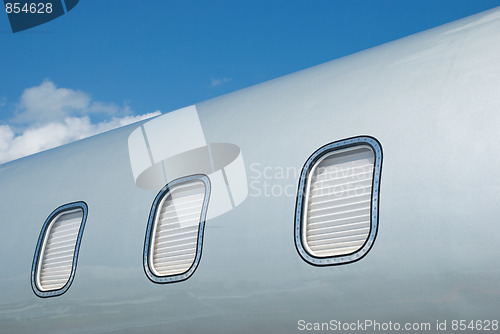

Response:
(144, 175), (210, 283)
(305, 146), (373, 257)
(32, 202), (87, 297)
(295, 137), (382, 266)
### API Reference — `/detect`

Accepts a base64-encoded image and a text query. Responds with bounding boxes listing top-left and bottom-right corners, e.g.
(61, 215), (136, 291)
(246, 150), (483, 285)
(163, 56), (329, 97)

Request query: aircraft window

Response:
(31, 202), (88, 297)
(144, 174), (210, 283)
(295, 136), (382, 266)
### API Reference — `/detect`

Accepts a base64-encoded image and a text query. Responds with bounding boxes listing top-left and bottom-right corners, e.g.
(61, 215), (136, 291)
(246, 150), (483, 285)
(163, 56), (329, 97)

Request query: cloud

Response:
(0, 80), (161, 164)
(210, 77), (232, 87)
(14, 80), (131, 124)
(0, 112), (161, 164)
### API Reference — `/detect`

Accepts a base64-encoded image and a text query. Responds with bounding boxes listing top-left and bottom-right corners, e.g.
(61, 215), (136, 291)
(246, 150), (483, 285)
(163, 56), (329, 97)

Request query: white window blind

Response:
(304, 146), (374, 257)
(295, 137), (382, 266)
(37, 209), (83, 291)
(145, 175), (210, 283)
(32, 202), (87, 297)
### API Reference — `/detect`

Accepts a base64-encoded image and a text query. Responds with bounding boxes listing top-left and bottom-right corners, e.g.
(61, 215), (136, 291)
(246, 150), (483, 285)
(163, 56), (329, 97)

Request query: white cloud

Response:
(14, 80), (131, 124)
(0, 80), (161, 164)
(0, 112), (161, 164)
(210, 77), (232, 87)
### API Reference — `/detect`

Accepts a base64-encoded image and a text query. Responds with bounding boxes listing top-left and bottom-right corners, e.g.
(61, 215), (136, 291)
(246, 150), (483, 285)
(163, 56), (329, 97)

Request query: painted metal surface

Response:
(1, 7), (500, 333)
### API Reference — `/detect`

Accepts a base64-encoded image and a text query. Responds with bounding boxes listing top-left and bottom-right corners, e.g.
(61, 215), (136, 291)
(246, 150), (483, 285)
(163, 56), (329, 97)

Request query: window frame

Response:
(143, 174), (211, 284)
(31, 201), (88, 298)
(294, 136), (383, 266)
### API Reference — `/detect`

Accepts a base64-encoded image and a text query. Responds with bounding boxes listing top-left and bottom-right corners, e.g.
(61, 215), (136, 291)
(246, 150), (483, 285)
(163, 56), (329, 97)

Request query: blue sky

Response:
(0, 0), (498, 163)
